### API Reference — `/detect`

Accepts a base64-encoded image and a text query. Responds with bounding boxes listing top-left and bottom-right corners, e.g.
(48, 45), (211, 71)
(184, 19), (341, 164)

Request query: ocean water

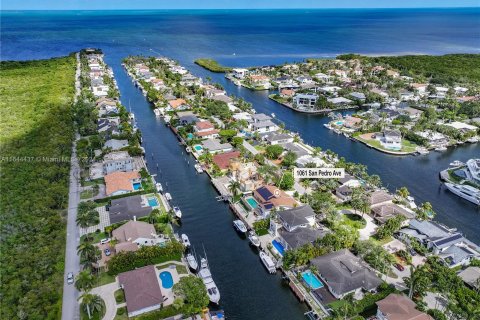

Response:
(2, 8), (480, 319)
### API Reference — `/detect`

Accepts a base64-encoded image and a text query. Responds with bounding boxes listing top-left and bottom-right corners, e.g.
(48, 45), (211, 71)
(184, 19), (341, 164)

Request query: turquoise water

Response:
(335, 121), (344, 126)
(194, 145), (203, 151)
(148, 197), (159, 207)
(272, 240), (285, 256)
(159, 271), (174, 289)
(246, 197), (258, 209)
(187, 133), (194, 140)
(302, 270), (323, 290)
(133, 182), (141, 190)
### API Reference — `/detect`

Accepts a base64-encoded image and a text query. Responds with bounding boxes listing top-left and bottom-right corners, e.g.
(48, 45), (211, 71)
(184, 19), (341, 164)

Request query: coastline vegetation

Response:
(194, 58), (232, 73)
(0, 55), (76, 319)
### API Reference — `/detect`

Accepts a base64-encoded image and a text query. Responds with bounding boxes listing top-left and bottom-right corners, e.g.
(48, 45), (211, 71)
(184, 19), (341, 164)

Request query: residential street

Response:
(61, 52), (81, 320)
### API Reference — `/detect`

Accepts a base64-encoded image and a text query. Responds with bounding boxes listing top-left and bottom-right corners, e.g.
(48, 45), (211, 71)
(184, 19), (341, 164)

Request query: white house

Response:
(232, 68), (249, 79)
(102, 151), (134, 175)
(294, 93), (318, 109)
(377, 130), (402, 151)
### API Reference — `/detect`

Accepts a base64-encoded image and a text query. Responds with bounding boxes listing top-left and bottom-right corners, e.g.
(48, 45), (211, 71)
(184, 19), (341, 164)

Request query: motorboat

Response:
(181, 234), (191, 247)
(173, 206), (182, 219)
(406, 196), (417, 209)
(271, 113), (276, 118)
(198, 258), (221, 304)
(247, 231), (261, 247)
(435, 146), (447, 152)
(444, 183), (480, 205)
(467, 136), (479, 143)
(233, 220), (247, 233)
(259, 251), (276, 274)
(449, 160), (464, 167)
(153, 108), (161, 117)
(165, 193), (172, 201)
(186, 253), (198, 272)
(155, 182), (163, 192)
(194, 163), (203, 173)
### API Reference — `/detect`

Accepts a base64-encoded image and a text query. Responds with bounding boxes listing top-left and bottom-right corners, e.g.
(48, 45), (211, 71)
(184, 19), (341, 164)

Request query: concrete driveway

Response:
(91, 281), (119, 320)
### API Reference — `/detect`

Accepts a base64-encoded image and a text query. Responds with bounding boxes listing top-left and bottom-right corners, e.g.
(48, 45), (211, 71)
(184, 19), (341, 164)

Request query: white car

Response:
(100, 238), (111, 245)
(67, 272), (74, 285)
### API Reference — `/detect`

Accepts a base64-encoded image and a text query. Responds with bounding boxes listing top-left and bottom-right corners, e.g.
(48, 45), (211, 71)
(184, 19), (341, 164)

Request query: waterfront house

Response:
(280, 142), (310, 158)
(253, 185), (297, 218)
(96, 98), (118, 116)
(335, 185), (353, 202)
(343, 116), (363, 129)
(118, 265), (163, 317)
(375, 294), (432, 320)
(444, 121), (478, 133)
(295, 155), (327, 168)
(104, 171), (141, 196)
(411, 83), (428, 95)
(176, 111), (199, 125)
(416, 131), (448, 148)
(294, 93), (318, 109)
(102, 151), (134, 175)
(349, 92), (366, 101)
(212, 151), (241, 171)
(280, 89), (295, 98)
(229, 161), (261, 192)
(194, 120), (219, 138)
(318, 86), (341, 95)
(104, 139), (129, 151)
(205, 88), (226, 98)
(457, 267), (480, 290)
(248, 74), (271, 89)
(338, 174), (361, 188)
(108, 195), (153, 224)
(248, 113), (279, 133)
(97, 117), (121, 135)
(376, 130), (402, 151)
(328, 97), (353, 105)
(232, 68), (249, 79)
(276, 205), (316, 232)
(166, 98), (189, 112)
(369, 190), (394, 207)
(371, 203), (415, 225)
(112, 220), (165, 252)
(201, 138), (233, 154)
(92, 84), (109, 97)
(310, 249), (382, 299)
(264, 132), (294, 145)
(398, 219), (480, 268)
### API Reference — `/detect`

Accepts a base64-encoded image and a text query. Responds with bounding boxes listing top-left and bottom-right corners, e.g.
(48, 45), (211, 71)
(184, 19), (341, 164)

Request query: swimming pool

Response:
(335, 121), (344, 126)
(148, 197), (159, 207)
(133, 182), (141, 190)
(245, 197), (258, 210)
(302, 270), (324, 289)
(194, 145), (203, 152)
(187, 133), (194, 140)
(159, 271), (174, 289)
(272, 240), (285, 256)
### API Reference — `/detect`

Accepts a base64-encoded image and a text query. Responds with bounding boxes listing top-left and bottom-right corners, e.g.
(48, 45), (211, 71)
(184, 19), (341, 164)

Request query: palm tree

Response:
(229, 181), (241, 202)
(77, 242), (100, 269)
(416, 202), (435, 220)
(76, 209), (99, 228)
(75, 269), (95, 292)
(396, 186), (410, 199)
(79, 293), (103, 319)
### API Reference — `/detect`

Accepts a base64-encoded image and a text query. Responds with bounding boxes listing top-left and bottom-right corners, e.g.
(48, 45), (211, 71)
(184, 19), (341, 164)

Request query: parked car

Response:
(100, 238), (111, 245)
(104, 248), (111, 256)
(67, 272), (74, 285)
(395, 263), (405, 271)
(410, 248), (417, 256)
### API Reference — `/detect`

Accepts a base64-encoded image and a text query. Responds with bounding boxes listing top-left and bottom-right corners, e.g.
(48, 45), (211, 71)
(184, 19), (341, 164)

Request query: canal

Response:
(112, 59), (308, 320)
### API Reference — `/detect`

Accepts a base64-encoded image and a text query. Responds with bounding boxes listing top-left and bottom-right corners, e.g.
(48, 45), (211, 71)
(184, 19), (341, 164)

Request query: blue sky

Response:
(2, 0), (479, 10)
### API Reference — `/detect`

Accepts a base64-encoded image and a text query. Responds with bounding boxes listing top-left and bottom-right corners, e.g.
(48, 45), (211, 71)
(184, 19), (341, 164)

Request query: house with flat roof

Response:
(328, 97), (353, 105)
(118, 265), (163, 317)
(310, 249), (382, 299)
(253, 185), (297, 218)
(177, 111), (198, 125)
(264, 132), (294, 145)
(108, 195), (153, 224)
(248, 113), (279, 133)
(104, 171), (141, 196)
(102, 151), (134, 175)
(232, 68), (249, 79)
(104, 139), (129, 151)
(376, 294), (432, 320)
(279, 142), (309, 158)
(457, 267), (480, 290)
(376, 130), (402, 151)
(294, 93), (318, 109)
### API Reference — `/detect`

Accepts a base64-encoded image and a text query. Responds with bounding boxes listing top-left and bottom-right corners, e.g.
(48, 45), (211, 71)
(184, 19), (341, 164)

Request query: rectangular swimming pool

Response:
(133, 182), (142, 190)
(245, 197), (258, 209)
(272, 239), (285, 256)
(194, 145), (203, 151)
(302, 270), (323, 290)
(148, 197), (159, 207)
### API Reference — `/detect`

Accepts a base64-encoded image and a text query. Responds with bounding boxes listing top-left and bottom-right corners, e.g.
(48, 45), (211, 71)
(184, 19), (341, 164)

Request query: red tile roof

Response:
(213, 151), (241, 170)
(195, 121), (214, 130)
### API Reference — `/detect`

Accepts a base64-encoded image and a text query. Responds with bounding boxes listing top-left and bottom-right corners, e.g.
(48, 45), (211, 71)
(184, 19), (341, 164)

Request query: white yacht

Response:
(233, 220), (247, 233)
(435, 146), (447, 152)
(155, 182), (163, 192)
(181, 234), (190, 247)
(154, 108), (161, 117)
(186, 253), (198, 272)
(449, 160), (464, 167)
(259, 251), (276, 274)
(173, 206), (182, 219)
(198, 258), (221, 304)
(406, 196), (417, 209)
(444, 183), (480, 205)
(467, 136), (479, 143)
(271, 113), (276, 118)
(247, 231), (261, 247)
(194, 163), (203, 173)
(165, 193), (172, 201)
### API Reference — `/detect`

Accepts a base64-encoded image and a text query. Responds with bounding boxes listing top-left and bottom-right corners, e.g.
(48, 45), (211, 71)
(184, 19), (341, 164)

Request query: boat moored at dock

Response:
(259, 251), (276, 274)
(173, 206), (183, 219)
(444, 182), (480, 205)
(198, 257), (221, 304)
(181, 233), (191, 247)
(186, 253), (198, 272)
(155, 182), (163, 192)
(248, 231), (261, 247)
(233, 219), (247, 233)
(165, 192), (172, 201)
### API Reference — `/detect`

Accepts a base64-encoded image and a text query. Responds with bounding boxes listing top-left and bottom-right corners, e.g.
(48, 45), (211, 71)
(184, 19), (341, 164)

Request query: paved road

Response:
(61, 52), (81, 320)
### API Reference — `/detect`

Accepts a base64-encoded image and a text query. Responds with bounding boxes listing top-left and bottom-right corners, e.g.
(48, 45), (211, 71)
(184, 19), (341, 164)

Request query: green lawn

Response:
(114, 307), (128, 320)
(94, 270), (116, 288)
(114, 289), (125, 304)
(0, 55), (76, 318)
(357, 135), (417, 153)
(176, 264), (188, 275)
(194, 58), (232, 73)
(81, 189), (98, 199)
(81, 231), (110, 244)
(341, 214), (367, 229)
